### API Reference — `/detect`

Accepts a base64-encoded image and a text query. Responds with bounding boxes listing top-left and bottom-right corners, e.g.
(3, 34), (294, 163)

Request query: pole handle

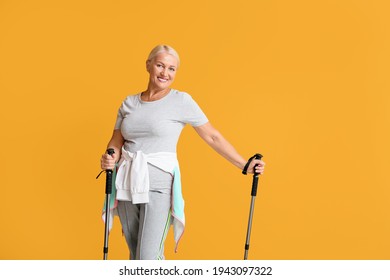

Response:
(242, 153), (263, 175)
(253, 153), (263, 172)
(105, 148), (115, 195)
(251, 154), (263, 196)
(96, 148), (116, 179)
(107, 148), (115, 156)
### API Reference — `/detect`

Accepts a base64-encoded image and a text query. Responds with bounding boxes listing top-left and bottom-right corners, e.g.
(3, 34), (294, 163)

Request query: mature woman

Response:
(100, 44), (265, 260)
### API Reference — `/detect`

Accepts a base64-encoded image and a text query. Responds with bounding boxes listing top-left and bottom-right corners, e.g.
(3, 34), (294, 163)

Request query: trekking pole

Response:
(96, 148), (115, 260)
(243, 153), (263, 260)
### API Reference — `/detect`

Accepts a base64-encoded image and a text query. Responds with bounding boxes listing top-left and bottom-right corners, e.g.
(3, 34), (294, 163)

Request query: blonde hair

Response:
(146, 44), (180, 67)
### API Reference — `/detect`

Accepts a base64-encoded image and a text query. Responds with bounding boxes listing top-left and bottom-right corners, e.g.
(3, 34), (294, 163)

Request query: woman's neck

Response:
(141, 87), (171, 101)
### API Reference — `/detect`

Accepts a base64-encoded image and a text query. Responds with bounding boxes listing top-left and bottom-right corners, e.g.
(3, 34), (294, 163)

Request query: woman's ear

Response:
(146, 60), (151, 73)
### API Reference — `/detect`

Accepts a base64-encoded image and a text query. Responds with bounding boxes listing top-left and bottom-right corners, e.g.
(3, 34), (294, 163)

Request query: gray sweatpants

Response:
(117, 165), (173, 260)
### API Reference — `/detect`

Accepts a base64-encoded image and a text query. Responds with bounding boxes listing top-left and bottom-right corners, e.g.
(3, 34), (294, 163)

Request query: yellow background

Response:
(0, 0), (389, 260)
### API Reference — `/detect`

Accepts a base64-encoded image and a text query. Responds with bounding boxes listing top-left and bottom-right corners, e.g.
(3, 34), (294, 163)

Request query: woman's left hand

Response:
(246, 159), (266, 175)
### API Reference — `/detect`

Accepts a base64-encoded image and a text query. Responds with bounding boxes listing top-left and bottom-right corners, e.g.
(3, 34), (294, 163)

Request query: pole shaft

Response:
(244, 196), (256, 260)
(103, 193), (111, 260)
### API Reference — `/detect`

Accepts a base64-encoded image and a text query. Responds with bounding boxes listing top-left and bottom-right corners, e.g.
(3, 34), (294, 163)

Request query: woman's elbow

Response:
(195, 123), (222, 145)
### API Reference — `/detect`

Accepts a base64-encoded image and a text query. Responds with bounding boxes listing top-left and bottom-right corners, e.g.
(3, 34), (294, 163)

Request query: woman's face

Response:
(147, 52), (178, 91)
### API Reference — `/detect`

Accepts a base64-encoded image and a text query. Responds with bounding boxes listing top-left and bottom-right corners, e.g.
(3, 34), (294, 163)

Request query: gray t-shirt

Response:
(114, 89), (209, 154)
(114, 89), (208, 189)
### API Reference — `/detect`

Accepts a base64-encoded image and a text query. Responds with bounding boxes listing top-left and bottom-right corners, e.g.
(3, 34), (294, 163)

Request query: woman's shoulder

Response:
(170, 89), (193, 102)
(117, 92), (141, 112)
(121, 92), (141, 103)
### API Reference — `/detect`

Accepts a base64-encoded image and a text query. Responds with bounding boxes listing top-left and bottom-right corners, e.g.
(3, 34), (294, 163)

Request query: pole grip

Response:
(251, 154), (263, 197)
(107, 148), (115, 156)
(105, 170), (112, 194)
(105, 148), (115, 195)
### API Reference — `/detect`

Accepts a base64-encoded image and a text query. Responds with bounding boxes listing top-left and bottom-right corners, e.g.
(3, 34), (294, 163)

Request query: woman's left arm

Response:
(194, 122), (265, 174)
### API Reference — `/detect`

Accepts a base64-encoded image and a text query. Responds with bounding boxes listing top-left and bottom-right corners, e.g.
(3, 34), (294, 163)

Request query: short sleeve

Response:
(181, 93), (209, 127)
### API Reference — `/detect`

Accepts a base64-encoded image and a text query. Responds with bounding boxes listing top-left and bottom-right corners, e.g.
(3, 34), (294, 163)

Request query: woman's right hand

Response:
(100, 130), (124, 170)
(100, 150), (119, 170)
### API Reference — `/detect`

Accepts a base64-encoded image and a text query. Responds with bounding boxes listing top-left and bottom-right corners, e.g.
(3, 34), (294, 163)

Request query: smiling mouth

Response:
(158, 77), (168, 82)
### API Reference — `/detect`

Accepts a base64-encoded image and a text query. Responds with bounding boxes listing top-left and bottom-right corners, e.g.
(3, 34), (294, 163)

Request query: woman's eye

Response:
(157, 64), (163, 68)
(169, 68), (176, 72)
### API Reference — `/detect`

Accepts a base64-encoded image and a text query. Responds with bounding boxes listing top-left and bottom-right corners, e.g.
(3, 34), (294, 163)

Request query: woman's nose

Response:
(161, 68), (168, 76)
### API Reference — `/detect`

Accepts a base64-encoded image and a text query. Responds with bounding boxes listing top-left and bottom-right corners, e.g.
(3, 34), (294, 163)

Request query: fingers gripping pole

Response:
(103, 148), (115, 260)
(244, 153), (263, 260)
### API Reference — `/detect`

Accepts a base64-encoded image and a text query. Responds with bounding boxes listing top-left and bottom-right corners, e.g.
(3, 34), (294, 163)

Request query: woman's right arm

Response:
(100, 129), (124, 170)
